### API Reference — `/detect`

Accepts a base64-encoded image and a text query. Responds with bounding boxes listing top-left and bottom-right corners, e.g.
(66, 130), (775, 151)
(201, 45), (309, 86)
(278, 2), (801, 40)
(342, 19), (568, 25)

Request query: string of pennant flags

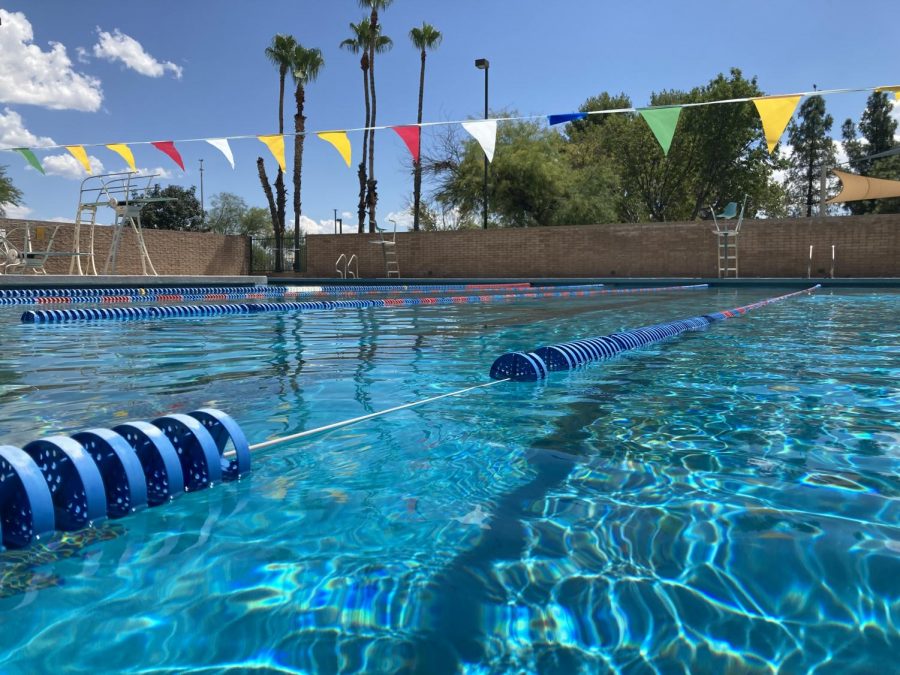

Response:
(3, 84), (898, 176)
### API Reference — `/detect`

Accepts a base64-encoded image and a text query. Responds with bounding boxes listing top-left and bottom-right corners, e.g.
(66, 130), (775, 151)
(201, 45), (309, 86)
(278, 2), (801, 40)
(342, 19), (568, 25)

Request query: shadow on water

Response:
(408, 382), (622, 673)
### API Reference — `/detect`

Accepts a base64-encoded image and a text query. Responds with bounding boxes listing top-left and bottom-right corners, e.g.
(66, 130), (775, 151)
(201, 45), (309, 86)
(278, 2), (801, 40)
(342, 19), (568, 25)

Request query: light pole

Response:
(475, 58), (489, 230)
(198, 158), (205, 228)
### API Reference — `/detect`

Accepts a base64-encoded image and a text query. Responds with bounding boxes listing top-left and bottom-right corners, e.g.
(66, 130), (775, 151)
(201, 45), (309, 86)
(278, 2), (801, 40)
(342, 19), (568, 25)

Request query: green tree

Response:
(289, 44), (324, 271)
(139, 185), (204, 231)
(408, 22), (442, 231)
(569, 70), (787, 222)
(425, 117), (618, 227)
(207, 192), (248, 234)
(841, 91), (900, 214)
(358, 0), (394, 232)
(258, 33), (296, 271)
(240, 206), (274, 237)
(785, 95), (837, 217)
(0, 164), (23, 217)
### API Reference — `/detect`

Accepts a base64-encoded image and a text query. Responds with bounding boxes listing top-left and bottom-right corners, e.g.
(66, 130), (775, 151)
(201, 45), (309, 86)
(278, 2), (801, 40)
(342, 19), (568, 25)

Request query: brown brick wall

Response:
(0, 219), (250, 275)
(304, 215), (899, 278)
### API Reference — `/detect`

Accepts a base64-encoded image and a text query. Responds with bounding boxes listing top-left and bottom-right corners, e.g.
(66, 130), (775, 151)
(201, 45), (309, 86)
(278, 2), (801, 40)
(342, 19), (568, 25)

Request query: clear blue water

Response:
(0, 287), (898, 673)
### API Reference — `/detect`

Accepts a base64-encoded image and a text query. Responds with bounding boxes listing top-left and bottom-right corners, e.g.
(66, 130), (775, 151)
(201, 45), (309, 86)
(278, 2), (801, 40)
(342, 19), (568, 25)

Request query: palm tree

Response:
(289, 44), (324, 272)
(358, 0), (394, 232)
(341, 20), (372, 234)
(409, 22), (442, 231)
(259, 33), (296, 272)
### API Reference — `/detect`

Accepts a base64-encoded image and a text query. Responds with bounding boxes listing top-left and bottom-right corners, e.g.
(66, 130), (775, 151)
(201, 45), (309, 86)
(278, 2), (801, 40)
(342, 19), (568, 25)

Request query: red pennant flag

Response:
(391, 125), (421, 163)
(151, 141), (185, 170)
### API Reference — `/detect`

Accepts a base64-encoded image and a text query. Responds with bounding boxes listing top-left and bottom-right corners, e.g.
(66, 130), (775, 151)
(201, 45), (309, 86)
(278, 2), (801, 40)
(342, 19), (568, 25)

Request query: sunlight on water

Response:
(0, 288), (897, 672)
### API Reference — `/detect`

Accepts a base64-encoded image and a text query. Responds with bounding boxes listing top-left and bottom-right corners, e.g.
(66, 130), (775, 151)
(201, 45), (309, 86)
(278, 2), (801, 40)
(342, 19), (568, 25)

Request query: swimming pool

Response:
(0, 286), (897, 672)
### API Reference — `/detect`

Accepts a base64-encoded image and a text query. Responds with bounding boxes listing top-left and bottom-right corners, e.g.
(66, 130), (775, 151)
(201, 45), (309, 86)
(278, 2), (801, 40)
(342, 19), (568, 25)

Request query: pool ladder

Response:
(335, 253), (358, 279)
(372, 220), (400, 278)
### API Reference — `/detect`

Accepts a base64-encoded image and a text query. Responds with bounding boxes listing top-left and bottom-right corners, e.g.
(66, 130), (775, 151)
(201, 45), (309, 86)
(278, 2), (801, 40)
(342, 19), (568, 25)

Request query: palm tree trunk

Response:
(358, 62), (370, 233)
(367, 9), (378, 233)
(413, 49), (426, 231)
(293, 86), (306, 272)
(257, 158), (282, 273)
(275, 168), (286, 271)
(278, 67), (286, 134)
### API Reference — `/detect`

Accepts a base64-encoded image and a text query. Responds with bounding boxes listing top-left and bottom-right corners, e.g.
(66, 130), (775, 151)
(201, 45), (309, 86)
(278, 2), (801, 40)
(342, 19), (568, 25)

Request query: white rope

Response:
(0, 84), (891, 153)
(246, 378), (509, 452)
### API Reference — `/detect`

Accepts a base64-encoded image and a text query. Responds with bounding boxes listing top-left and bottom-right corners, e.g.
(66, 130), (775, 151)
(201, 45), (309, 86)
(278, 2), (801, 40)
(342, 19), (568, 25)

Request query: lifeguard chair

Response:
(710, 195), (747, 278)
(70, 171), (171, 275)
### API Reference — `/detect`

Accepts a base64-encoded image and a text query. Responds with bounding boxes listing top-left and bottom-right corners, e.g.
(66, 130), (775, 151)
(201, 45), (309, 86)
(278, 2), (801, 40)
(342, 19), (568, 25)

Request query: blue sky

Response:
(0, 0), (897, 230)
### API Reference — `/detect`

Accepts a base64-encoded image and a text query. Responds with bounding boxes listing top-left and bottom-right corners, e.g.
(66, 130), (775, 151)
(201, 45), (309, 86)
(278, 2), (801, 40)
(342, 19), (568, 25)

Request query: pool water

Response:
(0, 287), (897, 673)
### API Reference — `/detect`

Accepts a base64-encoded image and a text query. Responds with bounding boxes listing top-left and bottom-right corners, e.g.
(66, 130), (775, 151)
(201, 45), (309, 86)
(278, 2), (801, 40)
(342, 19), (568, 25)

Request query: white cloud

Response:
(0, 107), (55, 148)
(3, 204), (33, 219)
(42, 152), (104, 179)
(0, 10), (103, 112)
(892, 99), (900, 142)
(93, 28), (183, 79)
(47, 216), (76, 223)
(134, 166), (174, 180)
(385, 210), (413, 232)
(75, 47), (91, 64)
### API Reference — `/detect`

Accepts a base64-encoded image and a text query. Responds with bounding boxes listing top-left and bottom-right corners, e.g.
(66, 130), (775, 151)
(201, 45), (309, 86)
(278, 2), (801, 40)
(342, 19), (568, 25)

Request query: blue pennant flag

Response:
(548, 112), (587, 126)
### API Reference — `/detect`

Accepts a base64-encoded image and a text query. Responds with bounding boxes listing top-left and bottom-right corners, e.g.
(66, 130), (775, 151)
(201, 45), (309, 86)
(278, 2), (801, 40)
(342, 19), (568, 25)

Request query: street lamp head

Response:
(475, 58), (489, 70)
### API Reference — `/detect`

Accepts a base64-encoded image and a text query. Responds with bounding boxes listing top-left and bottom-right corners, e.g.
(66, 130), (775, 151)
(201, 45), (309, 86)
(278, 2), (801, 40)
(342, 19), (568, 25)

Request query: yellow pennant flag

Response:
(875, 85), (900, 101)
(106, 143), (136, 171)
(258, 134), (286, 172)
(65, 145), (92, 174)
(753, 95), (801, 154)
(317, 131), (352, 167)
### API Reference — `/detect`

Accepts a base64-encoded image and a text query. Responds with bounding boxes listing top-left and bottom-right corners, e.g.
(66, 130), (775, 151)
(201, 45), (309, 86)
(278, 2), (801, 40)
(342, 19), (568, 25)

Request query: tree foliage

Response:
(207, 192), (248, 234)
(139, 184), (204, 231)
(0, 164), (23, 217)
(841, 91), (900, 214)
(785, 95), (837, 217)
(421, 69), (789, 227)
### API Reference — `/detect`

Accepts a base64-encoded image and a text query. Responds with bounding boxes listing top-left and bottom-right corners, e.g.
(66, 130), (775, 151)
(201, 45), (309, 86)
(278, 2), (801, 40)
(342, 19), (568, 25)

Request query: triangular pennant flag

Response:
(391, 125), (421, 163)
(461, 119), (497, 163)
(548, 113), (587, 126)
(875, 85), (900, 101)
(258, 134), (286, 172)
(65, 145), (92, 174)
(106, 143), (136, 171)
(638, 106), (682, 156)
(753, 95), (801, 154)
(15, 148), (44, 174)
(317, 131), (352, 167)
(206, 138), (235, 169)
(151, 141), (185, 171)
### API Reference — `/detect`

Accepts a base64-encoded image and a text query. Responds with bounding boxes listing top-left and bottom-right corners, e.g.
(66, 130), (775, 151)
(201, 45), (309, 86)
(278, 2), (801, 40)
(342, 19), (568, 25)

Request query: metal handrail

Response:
(335, 253), (347, 278)
(347, 254), (358, 279)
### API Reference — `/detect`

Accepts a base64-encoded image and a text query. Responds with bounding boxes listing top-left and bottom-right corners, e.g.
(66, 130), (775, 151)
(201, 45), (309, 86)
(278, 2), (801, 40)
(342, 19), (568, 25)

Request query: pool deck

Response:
(0, 274), (267, 289)
(0, 275), (896, 290)
(276, 277), (900, 288)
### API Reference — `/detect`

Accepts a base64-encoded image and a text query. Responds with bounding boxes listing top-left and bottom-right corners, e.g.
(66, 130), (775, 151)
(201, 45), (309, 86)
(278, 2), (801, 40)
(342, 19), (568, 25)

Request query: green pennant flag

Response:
(638, 106), (682, 156)
(14, 147), (45, 174)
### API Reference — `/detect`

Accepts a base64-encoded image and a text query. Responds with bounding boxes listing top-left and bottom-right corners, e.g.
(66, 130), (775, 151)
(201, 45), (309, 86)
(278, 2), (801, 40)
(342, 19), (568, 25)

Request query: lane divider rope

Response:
(490, 286), (821, 380)
(2, 285), (817, 552)
(21, 284), (707, 324)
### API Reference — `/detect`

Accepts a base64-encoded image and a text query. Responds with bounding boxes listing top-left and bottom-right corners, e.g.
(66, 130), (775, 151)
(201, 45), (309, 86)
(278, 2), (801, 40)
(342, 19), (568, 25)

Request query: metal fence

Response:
(249, 236), (306, 274)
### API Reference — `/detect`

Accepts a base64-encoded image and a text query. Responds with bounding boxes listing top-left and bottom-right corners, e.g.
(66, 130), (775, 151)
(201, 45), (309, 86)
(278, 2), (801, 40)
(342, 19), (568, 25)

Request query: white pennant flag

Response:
(206, 138), (235, 169)
(461, 120), (497, 163)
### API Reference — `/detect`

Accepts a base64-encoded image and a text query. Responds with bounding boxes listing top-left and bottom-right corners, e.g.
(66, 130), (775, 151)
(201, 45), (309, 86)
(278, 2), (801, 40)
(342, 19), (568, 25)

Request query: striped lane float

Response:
(490, 286), (820, 381)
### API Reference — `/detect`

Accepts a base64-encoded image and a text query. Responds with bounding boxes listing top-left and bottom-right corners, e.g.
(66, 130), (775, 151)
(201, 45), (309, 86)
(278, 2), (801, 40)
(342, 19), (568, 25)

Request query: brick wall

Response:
(305, 215), (899, 278)
(0, 219), (250, 275)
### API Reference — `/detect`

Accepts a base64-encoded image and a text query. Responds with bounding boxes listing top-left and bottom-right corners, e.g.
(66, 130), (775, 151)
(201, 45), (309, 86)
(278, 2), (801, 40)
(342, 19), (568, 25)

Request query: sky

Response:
(0, 0), (898, 231)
